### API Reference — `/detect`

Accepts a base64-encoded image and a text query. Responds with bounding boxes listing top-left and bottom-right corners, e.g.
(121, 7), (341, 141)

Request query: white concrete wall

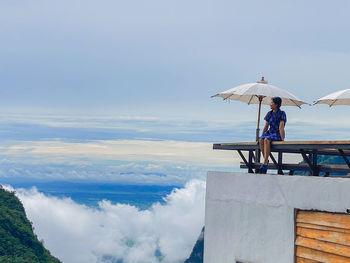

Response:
(204, 171), (350, 263)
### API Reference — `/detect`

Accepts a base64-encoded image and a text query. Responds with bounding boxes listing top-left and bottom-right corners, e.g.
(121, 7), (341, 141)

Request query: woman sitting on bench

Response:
(258, 97), (287, 174)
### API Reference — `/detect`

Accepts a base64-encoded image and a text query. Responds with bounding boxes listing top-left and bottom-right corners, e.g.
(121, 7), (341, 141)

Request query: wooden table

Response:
(213, 141), (350, 176)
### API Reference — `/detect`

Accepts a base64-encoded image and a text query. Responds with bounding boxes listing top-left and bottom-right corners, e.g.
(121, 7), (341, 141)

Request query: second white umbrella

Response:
(314, 89), (350, 107)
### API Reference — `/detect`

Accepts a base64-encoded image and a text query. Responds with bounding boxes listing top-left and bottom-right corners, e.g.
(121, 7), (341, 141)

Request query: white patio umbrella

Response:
(314, 89), (350, 107)
(211, 77), (308, 141)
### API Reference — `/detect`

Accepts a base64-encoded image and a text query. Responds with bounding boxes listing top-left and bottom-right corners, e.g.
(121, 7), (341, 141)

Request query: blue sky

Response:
(1, 0), (350, 118)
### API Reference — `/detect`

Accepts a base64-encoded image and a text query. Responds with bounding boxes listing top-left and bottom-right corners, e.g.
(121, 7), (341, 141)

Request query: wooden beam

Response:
(339, 149), (350, 168)
(297, 211), (350, 230)
(301, 150), (316, 176)
(269, 153), (284, 175)
(214, 141), (350, 151)
(297, 227), (350, 247)
(296, 246), (350, 263)
(216, 140), (350, 146)
(237, 150), (253, 174)
(297, 222), (350, 235)
(240, 163), (350, 174)
(296, 257), (319, 263)
(296, 236), (350, 258)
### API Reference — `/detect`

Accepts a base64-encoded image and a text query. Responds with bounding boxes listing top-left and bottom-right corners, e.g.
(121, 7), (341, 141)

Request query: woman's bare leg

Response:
(263, 138), (271, 165)
(259, 138), (265, 161)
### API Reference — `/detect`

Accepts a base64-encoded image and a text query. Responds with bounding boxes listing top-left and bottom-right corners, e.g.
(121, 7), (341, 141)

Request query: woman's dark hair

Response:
(272, 97), (282, 109)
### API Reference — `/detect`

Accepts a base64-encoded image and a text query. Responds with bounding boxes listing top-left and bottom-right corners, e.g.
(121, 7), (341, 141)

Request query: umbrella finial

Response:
(257, 76), (268, 84)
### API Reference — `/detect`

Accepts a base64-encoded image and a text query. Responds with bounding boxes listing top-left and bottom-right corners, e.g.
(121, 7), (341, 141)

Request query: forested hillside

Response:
(0, 186), (61, 263)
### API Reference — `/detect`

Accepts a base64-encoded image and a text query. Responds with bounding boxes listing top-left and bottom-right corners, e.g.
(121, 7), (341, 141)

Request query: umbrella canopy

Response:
(211, 77), (308, 141)
(211, 77), (307, 108)
(314, 89), (350, 107)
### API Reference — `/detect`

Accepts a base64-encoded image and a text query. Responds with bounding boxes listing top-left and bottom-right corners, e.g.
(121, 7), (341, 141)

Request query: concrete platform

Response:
(204, 171), (350, 263)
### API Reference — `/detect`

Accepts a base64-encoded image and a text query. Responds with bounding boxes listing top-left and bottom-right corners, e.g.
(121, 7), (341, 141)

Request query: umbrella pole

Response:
(255, 97), (263, 163)
(256, 97), (262, 141)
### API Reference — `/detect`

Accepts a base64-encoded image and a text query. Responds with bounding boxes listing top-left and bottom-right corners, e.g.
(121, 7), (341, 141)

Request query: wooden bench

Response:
(213, 141), (350, 176)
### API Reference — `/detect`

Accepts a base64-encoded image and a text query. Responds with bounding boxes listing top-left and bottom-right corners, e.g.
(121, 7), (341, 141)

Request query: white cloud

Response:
(0, 139), (238, 167)
(4, 179), (206, 263)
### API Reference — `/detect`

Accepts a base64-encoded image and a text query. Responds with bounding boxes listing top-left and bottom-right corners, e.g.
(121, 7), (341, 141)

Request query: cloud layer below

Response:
(5, 179), (206, 263)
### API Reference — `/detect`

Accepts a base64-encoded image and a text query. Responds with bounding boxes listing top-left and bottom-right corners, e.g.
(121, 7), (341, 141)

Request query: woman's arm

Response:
(279, 121), (285, 141)
(262, 121), (269, 134)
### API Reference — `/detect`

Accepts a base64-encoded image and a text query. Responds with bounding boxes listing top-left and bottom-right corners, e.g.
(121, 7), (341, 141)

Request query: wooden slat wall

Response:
(295, 210), (350, 263)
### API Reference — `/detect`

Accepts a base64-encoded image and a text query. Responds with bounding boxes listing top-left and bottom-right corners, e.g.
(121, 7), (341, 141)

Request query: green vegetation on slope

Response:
(0, 186), (61, 263)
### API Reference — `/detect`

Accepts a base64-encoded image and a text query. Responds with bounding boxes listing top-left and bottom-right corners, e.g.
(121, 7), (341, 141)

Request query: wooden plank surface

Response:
(296, 246), (350, 263)
(240, 162), (350, 169)
(296, 236), (350, 257)
(297, 227), (350, 246)
(296, 257), (320, 263)
(296, 211), (350, 262)
(297, 211), (350, 230)
(216, 140), (350, 146)
(240, 163), (350, 174)
(214, 141), (350, 152)
(297, 222), (350, 235)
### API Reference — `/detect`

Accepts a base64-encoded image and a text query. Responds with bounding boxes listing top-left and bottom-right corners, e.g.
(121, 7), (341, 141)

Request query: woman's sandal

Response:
(259, 161), (269, 174)
(259, 165), (267, 174)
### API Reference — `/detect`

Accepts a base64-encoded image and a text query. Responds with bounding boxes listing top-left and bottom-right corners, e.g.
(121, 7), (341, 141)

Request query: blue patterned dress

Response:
(259, 109), (287, 141)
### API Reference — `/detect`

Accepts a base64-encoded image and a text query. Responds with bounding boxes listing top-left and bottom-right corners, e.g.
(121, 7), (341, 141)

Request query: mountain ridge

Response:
(0, 185), (61, 263)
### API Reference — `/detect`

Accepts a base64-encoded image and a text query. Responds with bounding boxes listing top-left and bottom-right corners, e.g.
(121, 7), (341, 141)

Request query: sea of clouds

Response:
(5, 179), (206, 263)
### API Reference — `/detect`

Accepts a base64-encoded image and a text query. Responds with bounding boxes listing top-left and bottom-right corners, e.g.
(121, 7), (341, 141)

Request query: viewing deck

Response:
(213, 140), (350, 176)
